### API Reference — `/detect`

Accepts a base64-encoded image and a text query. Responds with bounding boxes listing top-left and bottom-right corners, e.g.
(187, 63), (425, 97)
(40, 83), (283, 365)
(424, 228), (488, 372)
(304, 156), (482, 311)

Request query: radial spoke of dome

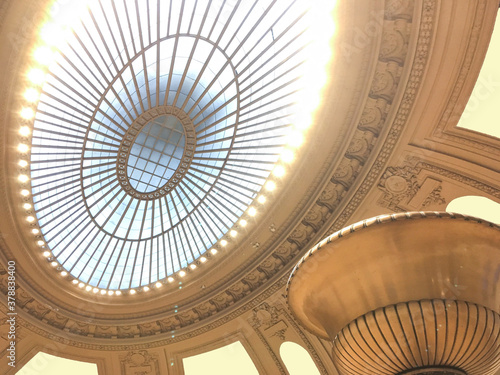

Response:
(180, 219), (197, 261)
(196, 134), (233, 148)
(122, 0), (138, 57)
(184, 0), (279, 117)
(180, 0), (242, 114)
(238, 30), (307, 89)
(84, 179), (119, 209)
(192, 207), (217, 247)
(204, 194), (237, 228)
(196, 204), (223, 242)
(134, 0), (153, 111)
(42, 201), (86, 243)
(111, 1), (132, 61)
(79, 18), (115, 81)
(239, 64), (304, 106)
(100, 192), (129, 234)
(36, 196), (82, 232)
(66, 35), (109, 93)
(162, 0), (185, 107)
(186, 164), (218, 181)
(171, 1), (210, 109)
(59, 221), (97, 264)
(83, 165), (116, 182)
(43, 82), (95, 116)
(31, 174), (81, 201)
(195, 122), (234, 141)
(190, 7), (305, 126)
(51, 59), (102, 102)
(31, 161), (81, 174)
(128, 202), (149, 287)
(233, 1), (304, 74)
(36, 100), (92, 129)
(110, 0), (142, 116)
(54, 223), (94, 267)
(34, 116), (87, 136)
(212, 182), (249, 212)
(31, 169), (80, 190)
(200, 200), (229, 235)
(234, 123), (289, 140)
(118, 200), (142, 286)
(96, 239), (123, 288)
(95, 0), (125, 68)
(162, 203), (176, 274)
(89, 190), (122, 228)
(49, 212), (91, 259)
(224, 166), (267, 182)
(157, 197), (170, 268)
(81, 234), (114, 284)
(117, 242), (133, 288)
(176, 183), (209, 247)
(154, 0), (161, 106)
(193, 112), (237, 138)
(217, 174), (258, 197)
(32, 127), (86, 144)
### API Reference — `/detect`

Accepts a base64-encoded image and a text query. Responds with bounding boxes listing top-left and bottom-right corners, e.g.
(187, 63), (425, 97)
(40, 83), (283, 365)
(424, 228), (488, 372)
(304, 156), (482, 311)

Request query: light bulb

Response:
(273, 165), (285, 177)
(265, 181), (276, 191)
(27, 68), (46, 85)
(19, 126), (31, 136)
(18, 144), (29, 153)
(18, 174), (29, 183)
(34, 45), (55, 66)
(24, 88), (40, 102)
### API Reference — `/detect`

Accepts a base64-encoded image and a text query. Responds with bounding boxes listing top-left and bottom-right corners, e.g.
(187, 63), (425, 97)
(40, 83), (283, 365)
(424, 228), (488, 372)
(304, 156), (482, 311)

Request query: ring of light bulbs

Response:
(16, 0), (335, 296)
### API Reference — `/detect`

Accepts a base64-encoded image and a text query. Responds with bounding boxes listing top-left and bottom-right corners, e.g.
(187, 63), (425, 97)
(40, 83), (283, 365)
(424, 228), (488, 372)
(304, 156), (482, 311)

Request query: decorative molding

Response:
(249, 303), (287, 375)
(328, 0), (435, 234)
(377, 155), (500, 213)
(120, 350), (160, 375)
(377, 158), (446, 211)
(432, 0), (500, 156)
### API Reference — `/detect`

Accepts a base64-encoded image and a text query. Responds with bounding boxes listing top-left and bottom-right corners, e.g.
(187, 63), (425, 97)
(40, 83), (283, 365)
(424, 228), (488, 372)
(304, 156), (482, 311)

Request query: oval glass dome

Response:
(28, 0), (329, 290)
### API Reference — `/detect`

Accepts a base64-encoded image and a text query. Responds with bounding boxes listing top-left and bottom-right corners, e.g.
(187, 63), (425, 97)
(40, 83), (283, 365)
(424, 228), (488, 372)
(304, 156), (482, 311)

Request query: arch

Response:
(446, 195), (500, 224)
(17, 352), (98, 374)
(456, 8), (500, 138)
(183, 341), (259, 375)
(280, 341), (321, 375)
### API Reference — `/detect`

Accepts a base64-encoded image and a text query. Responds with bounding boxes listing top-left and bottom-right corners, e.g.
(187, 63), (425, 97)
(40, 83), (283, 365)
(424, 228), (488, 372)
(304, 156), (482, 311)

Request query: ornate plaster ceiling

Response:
(0, 0), (499, 359)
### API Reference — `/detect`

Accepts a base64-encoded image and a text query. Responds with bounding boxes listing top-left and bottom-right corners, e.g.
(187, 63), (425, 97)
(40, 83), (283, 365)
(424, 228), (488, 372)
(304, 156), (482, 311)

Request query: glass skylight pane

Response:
(29, 0), (318, 290)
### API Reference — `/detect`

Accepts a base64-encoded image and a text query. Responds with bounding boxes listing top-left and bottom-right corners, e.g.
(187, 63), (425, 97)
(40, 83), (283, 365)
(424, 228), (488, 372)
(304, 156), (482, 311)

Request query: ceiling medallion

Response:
(114, 107), (196, 200)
